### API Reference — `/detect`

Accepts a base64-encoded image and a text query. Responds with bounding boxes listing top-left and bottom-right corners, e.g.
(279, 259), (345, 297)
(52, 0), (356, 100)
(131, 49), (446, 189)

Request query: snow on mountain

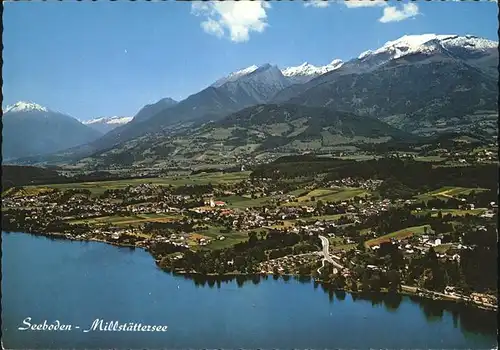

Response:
(439, 35), (497, 52)
(2, 102), (102, 160)
(84, 116), (132, 125)
(107, 116), (133, 125)
(83, 116), (132, 134)
(211, 59), (346, 91)
(358, 34), (497, 61)
(212, 65), (259, 88)
(4, 101), (49, 114)
(219, 64), (292, 104)
(281, 59), (343, 84)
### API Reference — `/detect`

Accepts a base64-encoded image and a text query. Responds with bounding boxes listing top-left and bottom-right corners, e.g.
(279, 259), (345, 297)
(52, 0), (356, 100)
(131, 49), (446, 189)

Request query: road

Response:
(317, 235), (345, 274)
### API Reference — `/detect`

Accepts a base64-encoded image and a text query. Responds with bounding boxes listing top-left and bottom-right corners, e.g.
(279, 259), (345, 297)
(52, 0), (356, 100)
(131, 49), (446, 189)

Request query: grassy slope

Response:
(284, 187), (370, 206)
(365, 224), (433, 248)
(415, 186), (488, 201)
(24, 172), (251, 194)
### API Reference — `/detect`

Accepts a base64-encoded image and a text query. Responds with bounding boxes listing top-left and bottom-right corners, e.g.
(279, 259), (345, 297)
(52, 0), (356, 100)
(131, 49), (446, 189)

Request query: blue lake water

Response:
(1, 231), (497, 349)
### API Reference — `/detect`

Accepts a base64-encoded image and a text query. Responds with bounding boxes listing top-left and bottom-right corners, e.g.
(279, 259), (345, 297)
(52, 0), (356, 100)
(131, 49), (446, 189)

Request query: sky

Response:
(3, 0), (498, 121)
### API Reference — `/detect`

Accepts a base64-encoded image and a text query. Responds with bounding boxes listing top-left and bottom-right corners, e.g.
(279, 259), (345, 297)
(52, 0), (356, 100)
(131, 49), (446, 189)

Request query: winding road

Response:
(317, 235), (345, 275)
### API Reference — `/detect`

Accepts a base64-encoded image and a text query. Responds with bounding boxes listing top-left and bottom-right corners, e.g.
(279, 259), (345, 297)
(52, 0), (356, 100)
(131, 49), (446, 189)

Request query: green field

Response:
(67, 213), (182, 227)
(337, 155), (379, 161)
(284, 187), (370, 206)
(205, 235), (249, 250)
(193, 225), (249, 250)
(24, 172), (251, 195)
(434, 243), (454, 254)
(365, 225), (433, 248)
(412, 208), (487, 217)
(414, 155), (446, 162)
(267, 220), (296, 229)
(3, 187), (55, 198)
(304, 214), (345, 222)
(218, 195), (276, 209)
(266, 214), (346, 229)
(415, 186), (488, 201)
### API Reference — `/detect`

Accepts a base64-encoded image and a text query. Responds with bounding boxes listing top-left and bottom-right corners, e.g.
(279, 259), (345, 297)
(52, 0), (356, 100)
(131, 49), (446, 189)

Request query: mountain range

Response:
(80, 103), (417, 168)
(2, 102), (102, 161)
(6, 34), (498, 166)
(83, 116), (133, 134)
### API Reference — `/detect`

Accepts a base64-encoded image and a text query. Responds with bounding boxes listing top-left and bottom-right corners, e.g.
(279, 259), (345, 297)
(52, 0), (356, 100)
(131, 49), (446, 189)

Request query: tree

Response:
(316, 200), (324, 211)
(334, 274), (346, 289)
(369, 274), (382, 292)
(361, 273), (371, 292)
(248, 231), (258, 246)
(357, 241), (366, 252)
(425, 247), (438, 268)
(350, 280), (358, 292)
(387, 269), (401, 292)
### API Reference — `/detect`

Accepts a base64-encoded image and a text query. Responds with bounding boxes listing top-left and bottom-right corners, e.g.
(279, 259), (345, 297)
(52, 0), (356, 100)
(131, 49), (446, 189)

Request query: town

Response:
(2, 156), (497, 311)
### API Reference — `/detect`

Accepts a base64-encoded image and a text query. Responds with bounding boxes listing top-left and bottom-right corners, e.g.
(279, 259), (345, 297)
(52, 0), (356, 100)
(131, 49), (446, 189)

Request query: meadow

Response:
(364, 224), (433, 248)
(415, 186), (488, 202)
(412, 208), (487, 217)
(24, 172), (252, 195)
(284, 187), (370, 207)
(66, 213), (182, 227)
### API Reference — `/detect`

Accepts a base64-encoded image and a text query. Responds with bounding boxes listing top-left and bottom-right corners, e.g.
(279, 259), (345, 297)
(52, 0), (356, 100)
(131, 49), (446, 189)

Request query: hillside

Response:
(276, 35), (498, 135)
(288, 60), (498, 135)
(10, 34), (498, 167)
(81, 65), (293, 155)
(1, 165), (66, 191)
(77, 104), (416, 168)
(2, 102), (102, 160)
(83, 116), (133, 134)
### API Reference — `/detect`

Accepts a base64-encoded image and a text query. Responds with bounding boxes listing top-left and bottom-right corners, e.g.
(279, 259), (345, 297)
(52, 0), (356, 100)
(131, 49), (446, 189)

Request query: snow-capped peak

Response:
(281, 60), (344, 77)
(4, 101), (49, 113)
(358, 34), (498, 61)
(439, 35), (498, 52)
(281, 59), (343, 84)
(212, 65), (259, 87)
(83, 116), (132, 126)
(329, 59), (343, 66)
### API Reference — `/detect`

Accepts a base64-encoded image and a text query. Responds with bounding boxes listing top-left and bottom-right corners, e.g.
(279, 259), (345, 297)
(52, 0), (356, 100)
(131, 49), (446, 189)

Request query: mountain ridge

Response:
(83, 116), (133, 134)
(8, 33), (497, 166)
(2, 103), (102, 161)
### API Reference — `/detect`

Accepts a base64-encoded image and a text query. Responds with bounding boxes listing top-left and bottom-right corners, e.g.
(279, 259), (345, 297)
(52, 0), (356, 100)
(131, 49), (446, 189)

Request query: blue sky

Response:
(3, 0), (498, 120)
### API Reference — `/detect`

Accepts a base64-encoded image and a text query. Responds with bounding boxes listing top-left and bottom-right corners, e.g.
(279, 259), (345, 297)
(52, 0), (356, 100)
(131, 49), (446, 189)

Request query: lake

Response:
(2, 232), (497, 349)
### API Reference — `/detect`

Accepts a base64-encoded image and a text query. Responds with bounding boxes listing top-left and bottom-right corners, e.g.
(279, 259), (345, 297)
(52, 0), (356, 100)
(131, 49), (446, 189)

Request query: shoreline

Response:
(2, 229), (497, 312)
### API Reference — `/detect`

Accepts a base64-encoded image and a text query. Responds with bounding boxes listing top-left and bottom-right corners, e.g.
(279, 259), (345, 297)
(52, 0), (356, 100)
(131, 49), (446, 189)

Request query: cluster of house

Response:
(443, 287), (497, 308)
(389, 153), (416, 159)
(325, 178), (383, 191)
(369, 234), (467, 262)
(409, 143), (498, 165)
(232, 179), (287, 199)
(257, 253), (320, 274)
(203, 199), (227, 208)
(93, 227), (192, 249)
(189, 195), (403, 236)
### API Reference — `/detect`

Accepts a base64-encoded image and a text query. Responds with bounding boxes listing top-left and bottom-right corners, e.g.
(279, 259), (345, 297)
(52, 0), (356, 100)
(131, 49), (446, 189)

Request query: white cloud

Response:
(201, 18), (224, 38)
(344, 0), (387, 8)
(304, 0), (330, 8)
(191, 1), (271, 43)
(379, 3), (420, 23)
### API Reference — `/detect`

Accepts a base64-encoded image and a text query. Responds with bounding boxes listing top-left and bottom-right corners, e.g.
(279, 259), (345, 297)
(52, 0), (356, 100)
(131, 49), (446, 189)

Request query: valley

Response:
(3, 4), (499, 349)
(3, 150), (498, 310)
(4, 34), (497, 169)
(2, 32), (498, 312)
